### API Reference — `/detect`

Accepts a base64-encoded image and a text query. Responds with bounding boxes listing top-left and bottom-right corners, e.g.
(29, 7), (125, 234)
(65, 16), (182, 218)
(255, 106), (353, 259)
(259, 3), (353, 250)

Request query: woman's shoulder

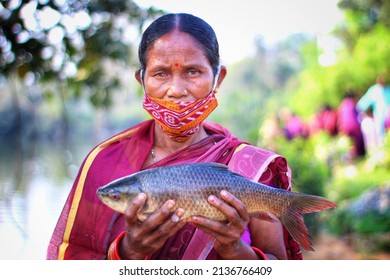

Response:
(229, 144), (291, 190)
(80, 120), (153, 168)
(231, 144), (284, 165)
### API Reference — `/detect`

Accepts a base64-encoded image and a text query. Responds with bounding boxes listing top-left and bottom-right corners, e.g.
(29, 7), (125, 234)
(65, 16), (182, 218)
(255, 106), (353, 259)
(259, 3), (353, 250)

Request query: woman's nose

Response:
(167, 87), (189, 98)
(166, 78), (188, 98)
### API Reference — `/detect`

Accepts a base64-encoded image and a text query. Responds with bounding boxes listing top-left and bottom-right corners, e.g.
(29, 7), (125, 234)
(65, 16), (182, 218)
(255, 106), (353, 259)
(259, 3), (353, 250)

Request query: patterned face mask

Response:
(141, 66), (221, 142)
(142, 91), (218, 142)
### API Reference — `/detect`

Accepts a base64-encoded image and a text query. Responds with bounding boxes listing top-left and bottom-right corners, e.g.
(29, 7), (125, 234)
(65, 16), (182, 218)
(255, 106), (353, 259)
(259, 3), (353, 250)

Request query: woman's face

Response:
(139, 30), (217, 101)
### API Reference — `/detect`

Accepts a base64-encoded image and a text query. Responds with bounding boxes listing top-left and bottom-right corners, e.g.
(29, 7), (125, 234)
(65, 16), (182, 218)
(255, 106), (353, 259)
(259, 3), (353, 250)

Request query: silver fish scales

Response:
(97, 162), (337, 251)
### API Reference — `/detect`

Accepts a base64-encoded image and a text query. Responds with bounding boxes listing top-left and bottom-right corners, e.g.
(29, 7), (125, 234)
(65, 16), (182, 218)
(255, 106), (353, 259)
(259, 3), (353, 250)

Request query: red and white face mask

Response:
(142, 67), (220, 142)
(143, 92), (218, 142)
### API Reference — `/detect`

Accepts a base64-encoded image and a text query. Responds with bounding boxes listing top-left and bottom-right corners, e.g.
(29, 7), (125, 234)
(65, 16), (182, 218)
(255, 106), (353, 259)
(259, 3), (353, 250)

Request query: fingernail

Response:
(167, 200), (175, 210)
(192, 216), (199, 223)
(171, 214), (179, 222)
(221, 190), (228, 198)
(208, 195), (216, 203)
(135, 193), (146, 202)
(176, 208), (184, 218)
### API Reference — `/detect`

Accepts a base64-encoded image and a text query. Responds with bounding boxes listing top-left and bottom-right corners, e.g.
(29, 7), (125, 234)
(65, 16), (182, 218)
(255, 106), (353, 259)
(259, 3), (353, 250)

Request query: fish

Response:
(96, 162), (337, 251)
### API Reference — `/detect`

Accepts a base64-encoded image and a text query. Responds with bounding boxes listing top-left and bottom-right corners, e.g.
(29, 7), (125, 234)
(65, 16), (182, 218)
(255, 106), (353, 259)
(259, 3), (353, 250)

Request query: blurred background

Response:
(0, 0), (389, 260)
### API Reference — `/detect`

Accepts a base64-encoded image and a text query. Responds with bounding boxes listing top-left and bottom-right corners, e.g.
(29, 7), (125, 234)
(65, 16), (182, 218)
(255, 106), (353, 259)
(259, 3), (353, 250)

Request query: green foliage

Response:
(383, 133), (390, 167)
(327, 207), (390, 252)
(326, 134), (390, 205)
(354, 211), (390, 234)
(323, 133), (390, 247)
(329, 165), (390, 204)
(210, 88), (266, 144)
(327, 207), (390, 235)
(289, 22), (390, 119)
(336, 0), (390, 50)
(326, 207), (354, 235)
(271, 133), (337, 236)
(0, 0), (164, 107)
(274, 134), (331, 196)
(286, 0), (390, 119)
(352, 24), (390, 79)
(270, 131), (390, 241)
(215, 35), (309, 143)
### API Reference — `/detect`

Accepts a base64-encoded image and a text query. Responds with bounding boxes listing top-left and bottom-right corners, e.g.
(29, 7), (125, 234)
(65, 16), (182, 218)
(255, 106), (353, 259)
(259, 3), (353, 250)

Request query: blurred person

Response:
(317, 105), (338, 137)
(257, 115), (283, 150)
(357, 75), (390, 144)
(279, 108), (307, 140)
(308, 104), (338, 137)
(360, 109), (381, 156)
(337, 91), (366, 159)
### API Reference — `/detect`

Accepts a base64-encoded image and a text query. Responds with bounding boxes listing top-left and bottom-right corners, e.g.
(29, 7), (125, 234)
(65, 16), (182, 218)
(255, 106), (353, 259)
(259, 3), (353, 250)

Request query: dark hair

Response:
(138, 13), (220, 77)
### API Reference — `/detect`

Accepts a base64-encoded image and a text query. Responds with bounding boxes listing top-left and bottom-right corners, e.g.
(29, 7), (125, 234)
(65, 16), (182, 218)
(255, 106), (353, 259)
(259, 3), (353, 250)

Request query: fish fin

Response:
(250, 211), (279, 223)
(196, 162), (251, 180)
(280, 208), (314, 251)
(292, 192), (337, 214)
(280, 193), (337, 251)
(192, 163), (251, 182)
(195, 162), (229, 171)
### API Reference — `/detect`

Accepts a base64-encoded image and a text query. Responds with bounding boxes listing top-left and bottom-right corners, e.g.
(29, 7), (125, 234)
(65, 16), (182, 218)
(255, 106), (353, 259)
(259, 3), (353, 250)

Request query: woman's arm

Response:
(249, 217), (287, 260)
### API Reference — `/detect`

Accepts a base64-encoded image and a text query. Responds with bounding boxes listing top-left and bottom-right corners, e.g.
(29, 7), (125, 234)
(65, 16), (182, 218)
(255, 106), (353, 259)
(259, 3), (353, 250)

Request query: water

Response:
(0, 140), (89, 260)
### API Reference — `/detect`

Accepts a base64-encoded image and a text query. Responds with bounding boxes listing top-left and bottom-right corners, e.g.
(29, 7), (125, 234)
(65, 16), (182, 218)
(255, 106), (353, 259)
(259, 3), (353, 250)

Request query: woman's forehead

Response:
(146, 31), (209, 66)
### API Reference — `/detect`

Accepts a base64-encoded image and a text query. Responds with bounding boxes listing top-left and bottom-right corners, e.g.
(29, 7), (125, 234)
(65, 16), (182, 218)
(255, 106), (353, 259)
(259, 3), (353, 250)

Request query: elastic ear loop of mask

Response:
(140, 69), (146, 93)
(212, 65), (221, 92)
(140, 65), (221, 94)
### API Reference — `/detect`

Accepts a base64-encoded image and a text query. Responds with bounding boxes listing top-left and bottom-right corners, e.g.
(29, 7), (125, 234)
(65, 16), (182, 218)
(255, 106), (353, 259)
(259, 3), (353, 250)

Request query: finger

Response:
(171, 207), (185, 223)
(148, 208), (186, 244)
(206, 194), (242, 225)
(219, 190), (250, 224)
(142, 199), (175, 228)
(154, 206), (183, 233)
(191, 215), (228, 236)
(153, 208), (186, 242)
(125, 193), (147, 224)
(126, 201), (182, 249)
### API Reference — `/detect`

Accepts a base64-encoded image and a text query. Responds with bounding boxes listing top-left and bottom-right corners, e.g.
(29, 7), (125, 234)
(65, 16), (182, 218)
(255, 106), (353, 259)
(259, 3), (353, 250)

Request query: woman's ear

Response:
(135, 69), (142, 85)
(216, 65), (227, 89)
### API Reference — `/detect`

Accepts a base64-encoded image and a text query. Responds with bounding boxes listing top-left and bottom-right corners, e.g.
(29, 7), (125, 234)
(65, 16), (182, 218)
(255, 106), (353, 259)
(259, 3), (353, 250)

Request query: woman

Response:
(337, 91), (366, 159)
(47, 13), (302, 260)
(357, 75), (389, 143)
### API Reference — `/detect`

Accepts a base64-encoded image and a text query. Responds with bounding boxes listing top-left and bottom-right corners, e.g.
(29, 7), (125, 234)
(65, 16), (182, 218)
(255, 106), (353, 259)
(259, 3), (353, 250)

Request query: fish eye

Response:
(109, 191), (121, 201)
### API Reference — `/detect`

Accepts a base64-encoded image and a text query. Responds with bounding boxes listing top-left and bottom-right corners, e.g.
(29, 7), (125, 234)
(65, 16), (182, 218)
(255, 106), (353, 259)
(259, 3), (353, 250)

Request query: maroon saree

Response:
(47, 119), (302, 260)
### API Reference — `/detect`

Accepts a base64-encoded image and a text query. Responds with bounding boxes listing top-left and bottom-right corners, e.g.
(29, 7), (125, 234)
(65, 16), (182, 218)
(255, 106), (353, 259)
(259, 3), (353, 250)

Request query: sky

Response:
(134, 0), (344, 65)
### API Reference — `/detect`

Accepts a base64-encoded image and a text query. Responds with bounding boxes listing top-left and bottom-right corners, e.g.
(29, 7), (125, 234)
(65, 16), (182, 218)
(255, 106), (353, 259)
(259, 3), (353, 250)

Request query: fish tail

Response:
(280, 193), (337, 251)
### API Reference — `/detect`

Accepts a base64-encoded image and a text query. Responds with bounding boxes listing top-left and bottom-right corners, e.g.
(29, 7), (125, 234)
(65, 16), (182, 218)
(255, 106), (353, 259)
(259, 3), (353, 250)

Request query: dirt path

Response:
(302, 233), (390, 260)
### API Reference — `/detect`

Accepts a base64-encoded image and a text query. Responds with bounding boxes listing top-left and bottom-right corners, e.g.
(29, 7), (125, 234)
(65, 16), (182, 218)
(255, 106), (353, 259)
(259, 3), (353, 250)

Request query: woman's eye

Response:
(154, 72), (167, 78)
(187, 69), (200, 76)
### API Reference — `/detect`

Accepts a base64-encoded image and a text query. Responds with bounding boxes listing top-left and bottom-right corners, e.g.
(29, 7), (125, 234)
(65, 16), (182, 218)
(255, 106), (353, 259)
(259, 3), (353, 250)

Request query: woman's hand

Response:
(191, 190), (257, 260)
(118, 193), (186, 260)
(191, 190), (288, 260)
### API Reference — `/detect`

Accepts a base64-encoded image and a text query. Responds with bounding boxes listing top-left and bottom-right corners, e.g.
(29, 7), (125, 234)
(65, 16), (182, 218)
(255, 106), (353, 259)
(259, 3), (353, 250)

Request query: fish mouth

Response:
(97, 192), (103, 200)
(96, 187), (105, 201)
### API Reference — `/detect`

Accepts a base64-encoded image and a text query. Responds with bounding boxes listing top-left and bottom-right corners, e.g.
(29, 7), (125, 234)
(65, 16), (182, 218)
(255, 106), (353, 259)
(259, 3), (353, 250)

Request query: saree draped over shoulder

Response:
(47, 120), (302, 260)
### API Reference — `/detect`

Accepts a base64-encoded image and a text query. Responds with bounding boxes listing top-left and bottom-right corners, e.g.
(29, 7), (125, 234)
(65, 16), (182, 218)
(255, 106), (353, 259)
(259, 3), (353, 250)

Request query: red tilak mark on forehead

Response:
(174, 63), (179, 67)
